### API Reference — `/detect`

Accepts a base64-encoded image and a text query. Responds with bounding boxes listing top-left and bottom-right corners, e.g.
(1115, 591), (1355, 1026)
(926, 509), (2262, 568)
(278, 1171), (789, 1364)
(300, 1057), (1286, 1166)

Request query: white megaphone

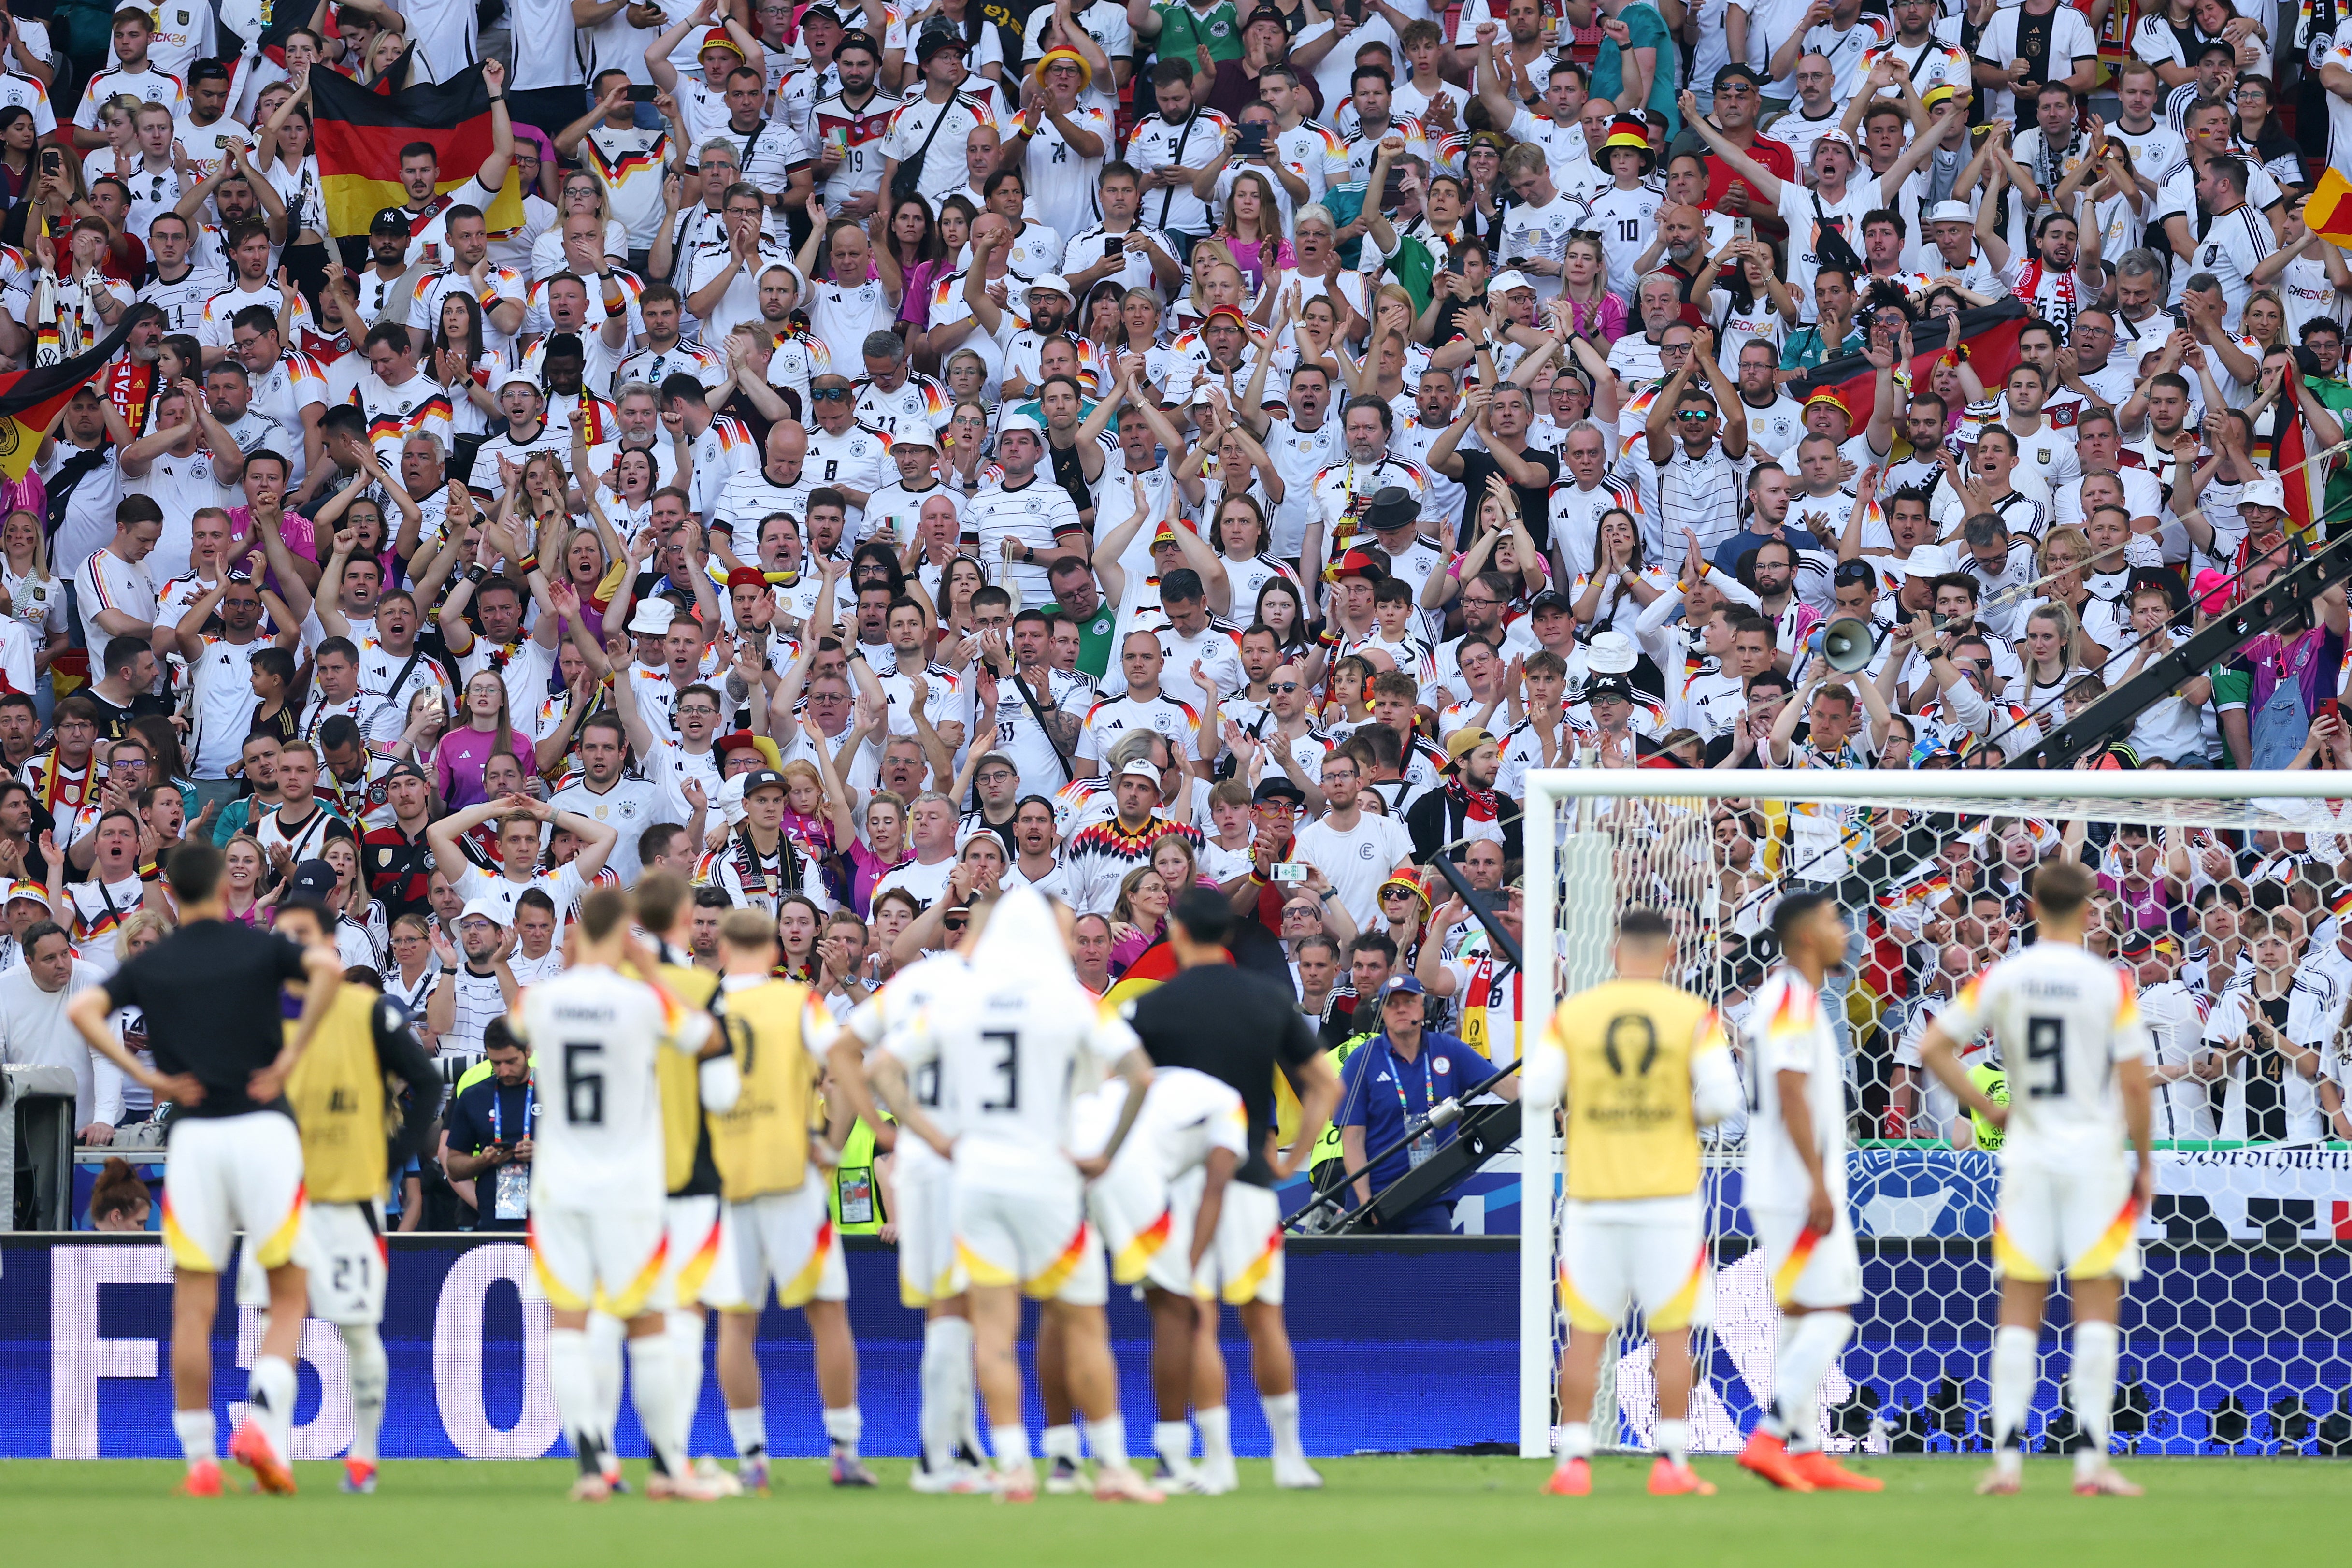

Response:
(1815, 617), (1879, 674)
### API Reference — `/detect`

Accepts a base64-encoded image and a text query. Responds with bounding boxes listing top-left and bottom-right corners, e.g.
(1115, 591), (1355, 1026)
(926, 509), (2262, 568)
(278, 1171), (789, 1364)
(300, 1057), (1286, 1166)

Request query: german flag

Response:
(2305, 166), (2352, 247)
(1103, 937), (1181, 1012)
(0, 304), (154, 480)
(309, 61), (524, 241)
(1787, 297), (2031, 437)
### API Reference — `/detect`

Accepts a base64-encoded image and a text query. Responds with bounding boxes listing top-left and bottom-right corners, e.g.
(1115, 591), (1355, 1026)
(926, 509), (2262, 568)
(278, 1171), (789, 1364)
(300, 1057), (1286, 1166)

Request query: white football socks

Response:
(2070, 1320), (2119, 1482)
(1777, 1313), (1854, 1455)
(1989, 1324), (2036, 1475)
(727, 1405), (768, 1461)
(823, 1405), (863, 1459)
(991, 1423), (1032, 1469)
(587, 1312), (626, 1468)
(340, 1324), (388, 1463)
(174, 1408), (217, 1465)
(626, 1332), (687, 1479)
(1084, 1414), (1130, 1469)
(1152, 1419), (1192, 1471)
(247, 1354), (297, 1462)
(1555, 1419), (1594, 1464)
(1042, 1423), (1085, 1466)
(1760, 1318), (1801, 1440)
(1196, 1404), (1233, 1469)
(1262, 1391), (1305, 1463)
(1656, 1419), (1691, 1467)
(665, 1310), (705, 1456)
(547, 1326), (609, 1477)
(918, 1317), (968, 1471)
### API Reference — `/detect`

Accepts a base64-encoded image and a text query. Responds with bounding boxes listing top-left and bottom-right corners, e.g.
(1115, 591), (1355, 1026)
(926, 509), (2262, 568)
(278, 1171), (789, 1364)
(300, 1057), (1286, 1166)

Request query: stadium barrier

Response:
(4, 1218), (2345, 1459)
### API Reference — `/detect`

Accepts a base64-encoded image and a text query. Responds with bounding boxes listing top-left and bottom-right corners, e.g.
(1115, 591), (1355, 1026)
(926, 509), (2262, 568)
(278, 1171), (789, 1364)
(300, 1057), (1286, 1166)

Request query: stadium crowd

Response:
(6, 0), (2352, 1235)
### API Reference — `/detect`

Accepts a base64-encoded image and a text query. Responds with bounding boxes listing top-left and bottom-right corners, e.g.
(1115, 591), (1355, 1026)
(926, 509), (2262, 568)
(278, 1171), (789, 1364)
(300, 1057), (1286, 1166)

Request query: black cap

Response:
(1585, 675), (1634, 702)
(1252, 775), (1307, 805)
(1529, 589), (1575, 616)
(917, 23), (968, 60)
(800, 3), (844, 23)
(370, 207), (410, 235)
(2115, 929), (2156, 959)
(287, 859), (338, 903)
(1364, 484), (1417, 532)
(1243, 4), (1288, 27)
(1713, 62), (1765, 93)
(740, 767), (788, 797)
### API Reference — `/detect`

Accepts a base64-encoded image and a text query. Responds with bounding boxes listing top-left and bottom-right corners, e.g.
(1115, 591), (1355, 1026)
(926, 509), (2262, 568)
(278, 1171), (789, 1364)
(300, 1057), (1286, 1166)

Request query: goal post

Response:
(1519, 768), (2352, 1462)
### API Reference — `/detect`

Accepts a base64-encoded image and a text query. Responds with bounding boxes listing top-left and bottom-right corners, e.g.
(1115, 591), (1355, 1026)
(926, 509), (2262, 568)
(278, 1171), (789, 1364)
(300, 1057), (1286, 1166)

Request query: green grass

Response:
(0, 1456), (2333, 1565)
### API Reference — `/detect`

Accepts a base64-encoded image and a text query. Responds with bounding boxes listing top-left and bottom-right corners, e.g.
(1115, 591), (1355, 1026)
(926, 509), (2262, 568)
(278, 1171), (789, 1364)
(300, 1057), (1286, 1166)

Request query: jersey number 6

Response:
(564, 1041), (606, 1126)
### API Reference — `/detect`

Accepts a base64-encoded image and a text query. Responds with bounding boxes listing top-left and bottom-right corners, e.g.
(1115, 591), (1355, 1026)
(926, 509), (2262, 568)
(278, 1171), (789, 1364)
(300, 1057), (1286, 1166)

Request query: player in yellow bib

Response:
(1526, 908), (1743, 1498)
(1919, 859), (2156, 1499)
(703, 908), (874, 1489)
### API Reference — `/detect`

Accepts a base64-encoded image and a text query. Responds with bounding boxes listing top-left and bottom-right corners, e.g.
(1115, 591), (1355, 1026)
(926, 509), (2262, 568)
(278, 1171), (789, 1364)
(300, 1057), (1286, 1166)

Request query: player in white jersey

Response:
(1919, 859), (2155, 1498)
(855, 885), (1164, 1503)
(1065, 1065), (1245, 1494)
(1736, 892), (1883, 1493)
(509, 886), (725, 1501)
(826, 933), (990, 1493)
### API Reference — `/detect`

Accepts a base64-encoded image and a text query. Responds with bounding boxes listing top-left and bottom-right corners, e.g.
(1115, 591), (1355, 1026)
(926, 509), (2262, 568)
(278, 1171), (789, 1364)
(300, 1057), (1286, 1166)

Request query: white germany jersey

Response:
(1935, 941), (2150, 1159)
(518, 964), (714, 1208)
(844, 950), (969, 1178)
(1071, 1065), (1248, 1181)
(1743, 969), (1848, 1212)
(886, 916), (1139, 1186)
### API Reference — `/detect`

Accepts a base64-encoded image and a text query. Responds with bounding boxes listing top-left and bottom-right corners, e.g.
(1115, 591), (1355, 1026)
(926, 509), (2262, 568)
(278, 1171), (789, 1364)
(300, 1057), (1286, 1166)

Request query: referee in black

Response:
(1121, 888), (1340, 1492)
(68, 841), (347, 1496)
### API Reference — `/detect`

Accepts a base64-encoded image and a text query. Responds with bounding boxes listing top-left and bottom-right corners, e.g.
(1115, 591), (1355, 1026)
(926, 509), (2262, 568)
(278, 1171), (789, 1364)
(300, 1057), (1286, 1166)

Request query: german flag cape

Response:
(0, 303), (153, 479)
(310, 60), (524, 240)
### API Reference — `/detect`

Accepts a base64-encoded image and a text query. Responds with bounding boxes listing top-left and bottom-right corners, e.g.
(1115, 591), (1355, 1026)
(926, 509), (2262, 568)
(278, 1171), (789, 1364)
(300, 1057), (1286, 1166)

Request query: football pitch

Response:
(0, 1456), (2334, 1566)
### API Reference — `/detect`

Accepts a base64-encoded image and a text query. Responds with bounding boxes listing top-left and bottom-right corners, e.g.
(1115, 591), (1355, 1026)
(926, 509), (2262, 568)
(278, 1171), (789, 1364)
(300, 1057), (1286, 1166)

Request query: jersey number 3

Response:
(980, 1028), (1019, 1110)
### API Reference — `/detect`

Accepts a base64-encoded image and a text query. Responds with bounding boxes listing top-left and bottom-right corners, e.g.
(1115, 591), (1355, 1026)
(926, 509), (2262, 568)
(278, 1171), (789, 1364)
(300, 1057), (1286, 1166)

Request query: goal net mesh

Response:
(1525, 775), (2352, 1460)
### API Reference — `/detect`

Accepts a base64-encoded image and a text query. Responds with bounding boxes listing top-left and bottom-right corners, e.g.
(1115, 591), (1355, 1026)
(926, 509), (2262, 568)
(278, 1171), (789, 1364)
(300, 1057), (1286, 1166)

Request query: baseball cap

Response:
(1803, 386), (1850, 417)
(917, 24), (967, 60)
(2115, 929), (2156, 960)
(370, 207), (411, 236)
(287, 859), (338, 905)
(1027, 273), (1074, 300)
(494, 369), (542, 398)
(799, 3), (843, 23)
(716, 730), (767, 757)
(1490, 269), (1535, 295)
(1585, 674), (1635, 702)
(1924, 201), (1974, 227)
(1445, 726), (1494, 762)
(891, 427), (940, 451)
(1378, 974), (1427, 1001)
(739, 767), (787, 797)
(627, 598), (676, 635)
(1151, 518), (1181, 547)
(1252, 775), (1306, 805)
(1881, 543), (1954, 579)
(458, 896), (505, 926)
(1117, 759), (1162, 783)
(1529, 589), (1575, 617)
(382, 759), (430, 788)
(1586, 630), (1637, 675)
(726, 565), (768, 591)
(1810, 128), (1857, 159)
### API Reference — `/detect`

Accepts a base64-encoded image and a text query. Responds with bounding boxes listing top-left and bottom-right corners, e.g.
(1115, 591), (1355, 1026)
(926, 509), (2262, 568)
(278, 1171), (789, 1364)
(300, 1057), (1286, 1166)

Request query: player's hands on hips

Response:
(1071, 1150), (1111, 1180)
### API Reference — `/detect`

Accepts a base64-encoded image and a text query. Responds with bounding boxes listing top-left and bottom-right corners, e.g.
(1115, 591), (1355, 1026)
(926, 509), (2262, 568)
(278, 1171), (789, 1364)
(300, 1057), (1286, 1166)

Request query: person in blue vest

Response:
(1335, 975), (1518, 1234)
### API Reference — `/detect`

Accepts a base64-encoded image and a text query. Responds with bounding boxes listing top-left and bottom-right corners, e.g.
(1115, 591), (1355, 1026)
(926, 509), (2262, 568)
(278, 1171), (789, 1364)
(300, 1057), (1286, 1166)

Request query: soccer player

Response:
(1917, 859), (2156, 1498)
(633, 871), (731, 1494)
(704, 907), (875, 1489)
(1529, 907), (1744, 1497)
(860, 887), (1164, 1502)
(68, 842), (346, 1496)
(251, 897), (442, 1495)
(1737, 892), (1883, 1493)
(824, 915), (990, 1493)
(510, 886), (726, 1501)
(1122, 889), (1339, 1493)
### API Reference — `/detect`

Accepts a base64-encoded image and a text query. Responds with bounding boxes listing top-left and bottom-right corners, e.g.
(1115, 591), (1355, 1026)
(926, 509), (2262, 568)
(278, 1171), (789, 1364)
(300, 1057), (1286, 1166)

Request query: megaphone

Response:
(1817, 616), (1879, 674)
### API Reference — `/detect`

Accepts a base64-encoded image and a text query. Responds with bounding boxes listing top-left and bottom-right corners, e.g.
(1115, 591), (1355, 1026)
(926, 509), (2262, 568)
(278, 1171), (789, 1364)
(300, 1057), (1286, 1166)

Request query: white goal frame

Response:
(1516, 767), (2352, 1459)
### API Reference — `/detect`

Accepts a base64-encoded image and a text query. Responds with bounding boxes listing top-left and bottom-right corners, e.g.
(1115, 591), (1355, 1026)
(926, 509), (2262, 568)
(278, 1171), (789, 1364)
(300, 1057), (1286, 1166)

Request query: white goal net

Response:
(1519, 769), (2352, 1461)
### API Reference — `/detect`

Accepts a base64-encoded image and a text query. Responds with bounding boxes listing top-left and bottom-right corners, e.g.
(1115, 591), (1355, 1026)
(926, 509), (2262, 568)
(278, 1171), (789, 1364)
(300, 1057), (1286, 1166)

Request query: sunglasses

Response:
(1268, 681), (1301, 693)
(1675, 409), (1713, 423)
(811, 387), (850, 401)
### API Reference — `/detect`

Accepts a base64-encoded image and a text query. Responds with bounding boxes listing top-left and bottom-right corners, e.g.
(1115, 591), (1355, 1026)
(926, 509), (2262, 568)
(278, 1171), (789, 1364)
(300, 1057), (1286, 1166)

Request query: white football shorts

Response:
(1994, 1148), (2142, 1283)
(1189, 1179), (1286, 1307)
(237, 1198), (387, 1325)
(954, 1177), (1105, 1307)
(1752, 1204), (1864, 1311)
(720, 1181), (848, 1309)
(1556, 1193), (1709, 1334)
(163, 1110), (305, 1276)
(664, 1193), (740, 1311)
(527, 1202), (669, 1317)
(1089, 1155), (1195, 1296)
(893, 1146), (962, 1309)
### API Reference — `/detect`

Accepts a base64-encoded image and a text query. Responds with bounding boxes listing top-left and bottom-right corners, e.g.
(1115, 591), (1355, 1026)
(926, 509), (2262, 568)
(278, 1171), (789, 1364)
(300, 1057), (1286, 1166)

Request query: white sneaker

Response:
(692, 1458), (745, 1497)
(1043, 1455), (1089, 1496)
(1151, 1456), (1212, 1495)
(909, 1462), (995, 1495)
(1197, 1457), (1241, 1495)
(1272, 1454), (1324, 1490)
